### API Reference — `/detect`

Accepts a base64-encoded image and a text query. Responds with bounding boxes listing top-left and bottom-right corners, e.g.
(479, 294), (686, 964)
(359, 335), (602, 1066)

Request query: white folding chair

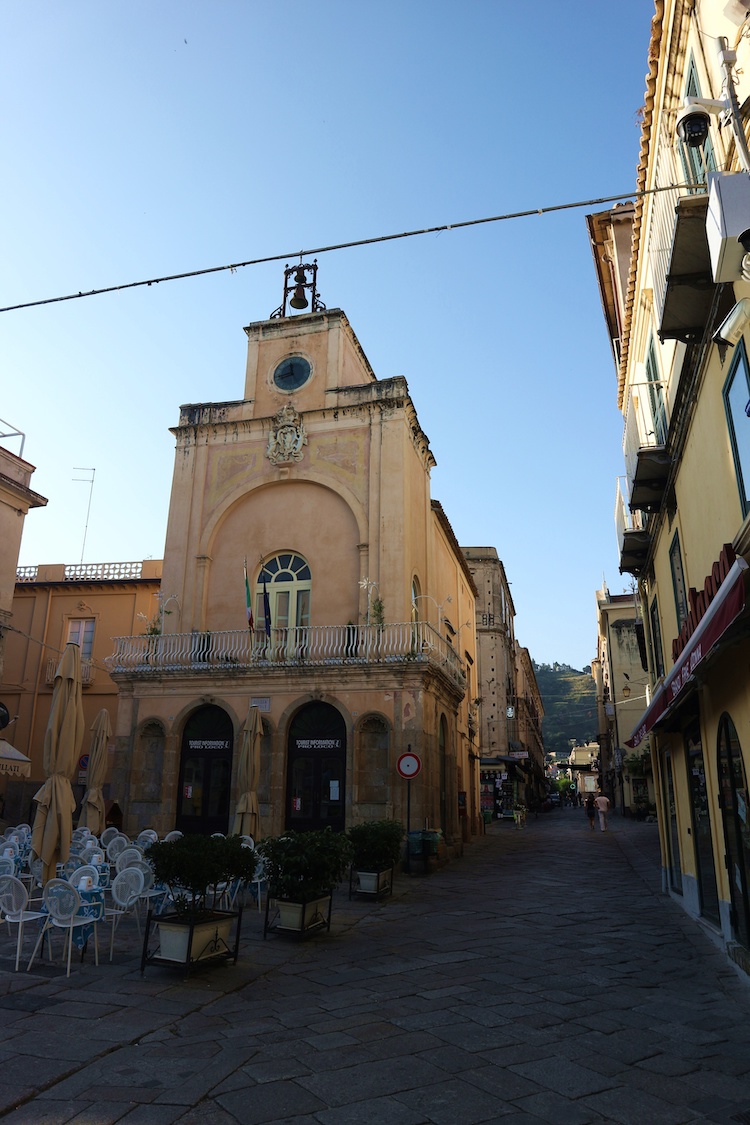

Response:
(68, 865), (100, 888)
(28, 879), (101, 977)
(106, 868), (145, 959)
(164, 830), (183, 842)
(106, 835), (130, 863)
(100, 826), (119, 848)
(0, 875), (45, 971)
(249, 856), (267, 913)
(115, 846), (144, 873)
(0, 857), (15, 877)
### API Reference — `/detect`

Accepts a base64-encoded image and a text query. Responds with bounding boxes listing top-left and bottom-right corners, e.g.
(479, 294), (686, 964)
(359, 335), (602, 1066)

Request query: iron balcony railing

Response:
(622, 377), (671, 486)
(45, 658), (95, 686)
(647, 115), (710, 326)
(615, 478), (648, 554)
(108, 620), (466, 687)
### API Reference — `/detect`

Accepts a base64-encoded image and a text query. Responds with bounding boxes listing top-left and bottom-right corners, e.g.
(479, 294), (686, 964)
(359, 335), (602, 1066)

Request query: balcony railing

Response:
(615, 478), (647, 547)
(622, 378), (670, 482)
(46, 658), (95, 686)
(65, 562), (143, 581)
(622, 378), (672, 513)
(108, 621), (466, 687)
(16, 561), (144, 582)
(615, 478), (651, 575)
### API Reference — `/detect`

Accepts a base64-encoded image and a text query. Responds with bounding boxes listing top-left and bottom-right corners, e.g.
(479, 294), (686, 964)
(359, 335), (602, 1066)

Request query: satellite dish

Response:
(0, 703), (9, 730)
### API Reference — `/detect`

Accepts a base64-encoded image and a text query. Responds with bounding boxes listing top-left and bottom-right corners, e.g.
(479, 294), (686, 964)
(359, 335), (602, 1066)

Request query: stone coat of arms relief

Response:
(266, 402), (308, 465)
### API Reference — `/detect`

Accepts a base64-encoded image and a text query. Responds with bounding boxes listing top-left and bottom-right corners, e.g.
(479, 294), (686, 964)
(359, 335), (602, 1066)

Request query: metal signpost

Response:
(397, 746), (422, 874)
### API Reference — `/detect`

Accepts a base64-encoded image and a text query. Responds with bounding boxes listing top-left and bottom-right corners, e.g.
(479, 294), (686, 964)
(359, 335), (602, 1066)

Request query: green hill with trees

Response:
(533, 661), (598, 760)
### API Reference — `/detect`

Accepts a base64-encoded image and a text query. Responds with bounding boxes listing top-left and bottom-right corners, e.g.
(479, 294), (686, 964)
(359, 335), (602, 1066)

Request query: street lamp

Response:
(412, 593), (452, 629)
(358, 577), (380, 624)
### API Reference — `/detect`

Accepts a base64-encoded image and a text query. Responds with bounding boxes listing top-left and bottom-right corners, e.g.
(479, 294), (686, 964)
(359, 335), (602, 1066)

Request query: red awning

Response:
(627, 557), (749, 748)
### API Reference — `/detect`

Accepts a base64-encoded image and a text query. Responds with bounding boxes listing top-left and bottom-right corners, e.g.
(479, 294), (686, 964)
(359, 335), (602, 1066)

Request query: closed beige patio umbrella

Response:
(78, 708), (112, 835)
(232, 705), (261, 838)
(30, 643), (85, 883)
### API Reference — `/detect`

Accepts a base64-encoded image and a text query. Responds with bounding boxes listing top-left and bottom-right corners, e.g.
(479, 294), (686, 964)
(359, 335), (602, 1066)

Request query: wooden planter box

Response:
(263, 891), (332, 939)
(140, 908), (242, 976)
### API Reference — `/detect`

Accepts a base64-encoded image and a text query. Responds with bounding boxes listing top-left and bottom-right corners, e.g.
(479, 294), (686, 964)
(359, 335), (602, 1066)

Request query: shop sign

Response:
(672, 542), (735, 661)
(295, 738), (341, 749)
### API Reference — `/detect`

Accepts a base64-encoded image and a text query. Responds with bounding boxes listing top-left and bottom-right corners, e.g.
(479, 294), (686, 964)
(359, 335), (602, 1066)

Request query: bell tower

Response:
(242, 264), (376, 415)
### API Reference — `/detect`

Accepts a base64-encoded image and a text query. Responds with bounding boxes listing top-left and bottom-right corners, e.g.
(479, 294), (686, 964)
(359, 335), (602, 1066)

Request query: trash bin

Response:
(422, 830), (443, 855)
(482, 810), (493, 826)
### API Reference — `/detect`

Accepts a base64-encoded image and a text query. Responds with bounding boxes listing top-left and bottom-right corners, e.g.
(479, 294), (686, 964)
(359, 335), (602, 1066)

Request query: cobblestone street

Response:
(1, 810), (749, 1124)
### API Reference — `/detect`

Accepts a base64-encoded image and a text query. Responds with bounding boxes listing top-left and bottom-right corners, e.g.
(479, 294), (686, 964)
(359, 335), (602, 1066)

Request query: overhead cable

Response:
(0, 183), (690, 315)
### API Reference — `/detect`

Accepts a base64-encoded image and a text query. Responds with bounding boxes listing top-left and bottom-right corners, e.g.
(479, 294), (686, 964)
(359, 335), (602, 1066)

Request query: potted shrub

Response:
(348, 819), (403, 897)
(258, 828), (353, 936)
(143, 833), (256, 969)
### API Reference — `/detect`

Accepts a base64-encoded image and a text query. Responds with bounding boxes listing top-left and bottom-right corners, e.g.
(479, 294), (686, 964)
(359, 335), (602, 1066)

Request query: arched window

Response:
(411, 576), (422, 623)
(256, 553), (311, 632)
(717, 713), (750, 949)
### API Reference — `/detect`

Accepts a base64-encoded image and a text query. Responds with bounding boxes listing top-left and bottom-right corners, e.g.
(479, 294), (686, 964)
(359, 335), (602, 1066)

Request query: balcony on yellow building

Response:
(108, 620), (466, 688)
(615, 478), (651, 576)
(622, 378), (672, 513)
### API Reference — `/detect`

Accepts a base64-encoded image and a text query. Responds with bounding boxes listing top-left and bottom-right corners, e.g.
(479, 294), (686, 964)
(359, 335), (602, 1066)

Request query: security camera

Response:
(676, 103), (712, 148)
(713, 297), (750, 346)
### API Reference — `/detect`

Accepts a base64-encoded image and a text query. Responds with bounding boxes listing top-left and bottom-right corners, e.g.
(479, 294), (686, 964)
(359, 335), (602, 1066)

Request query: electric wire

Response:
(0, 622), (112, 675)
(0, 183), (693, 315)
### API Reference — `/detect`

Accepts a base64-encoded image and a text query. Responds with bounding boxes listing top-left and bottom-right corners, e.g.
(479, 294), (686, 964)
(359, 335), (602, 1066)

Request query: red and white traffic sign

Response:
(397, 752), (422, 779)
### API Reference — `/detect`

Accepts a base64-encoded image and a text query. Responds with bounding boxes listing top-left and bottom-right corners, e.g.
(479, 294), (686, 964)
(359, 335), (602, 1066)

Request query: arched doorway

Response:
(176, 705), (233, 835)
(685, 721), (720, 925)
(717, 712), (750, 949)
(286, 702), (346, 832)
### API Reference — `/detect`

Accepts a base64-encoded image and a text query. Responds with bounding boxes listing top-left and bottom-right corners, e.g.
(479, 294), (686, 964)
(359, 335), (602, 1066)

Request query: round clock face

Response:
(273, 356), (311, 392)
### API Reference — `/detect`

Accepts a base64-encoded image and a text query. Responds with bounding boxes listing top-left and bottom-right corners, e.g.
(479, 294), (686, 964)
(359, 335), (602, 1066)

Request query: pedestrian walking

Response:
(585, 793), (596, 830)
(594, 792), (611, 832)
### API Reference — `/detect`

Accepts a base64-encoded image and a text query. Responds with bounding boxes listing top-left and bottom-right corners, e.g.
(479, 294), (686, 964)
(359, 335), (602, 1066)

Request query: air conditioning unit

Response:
(724, 0), (750, 27)
(706, 171), (750, 282)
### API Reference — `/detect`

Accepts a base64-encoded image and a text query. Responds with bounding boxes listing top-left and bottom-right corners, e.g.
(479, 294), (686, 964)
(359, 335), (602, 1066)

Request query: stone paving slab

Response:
(1, 815), (750, 1123)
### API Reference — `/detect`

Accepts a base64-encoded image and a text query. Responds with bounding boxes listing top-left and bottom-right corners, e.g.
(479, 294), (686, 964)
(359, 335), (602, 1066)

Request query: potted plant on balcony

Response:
(348, 818), (403, 898)
(258, 828), (353, 937)
(142, 833), (256, 972)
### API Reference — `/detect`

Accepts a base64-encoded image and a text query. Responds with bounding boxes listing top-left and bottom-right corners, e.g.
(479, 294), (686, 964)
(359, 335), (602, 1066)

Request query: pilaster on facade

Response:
(0, 444), (46, 682)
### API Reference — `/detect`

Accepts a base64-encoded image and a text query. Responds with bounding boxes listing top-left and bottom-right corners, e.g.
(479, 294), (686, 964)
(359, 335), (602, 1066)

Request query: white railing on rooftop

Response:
(65, 562), (143, 581)
(109, 621), (466, 686)
(15, 561), (145, 582)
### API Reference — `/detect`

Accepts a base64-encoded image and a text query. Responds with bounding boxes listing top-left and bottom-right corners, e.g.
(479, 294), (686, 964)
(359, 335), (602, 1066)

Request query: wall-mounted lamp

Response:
(713, 297), (750, 348)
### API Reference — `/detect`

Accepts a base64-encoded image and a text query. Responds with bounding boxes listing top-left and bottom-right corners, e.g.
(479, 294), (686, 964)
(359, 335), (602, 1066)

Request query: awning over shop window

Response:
(0, 741), (32, 778)
(627, 557), (749, 747)
(480, 754), (530, 773)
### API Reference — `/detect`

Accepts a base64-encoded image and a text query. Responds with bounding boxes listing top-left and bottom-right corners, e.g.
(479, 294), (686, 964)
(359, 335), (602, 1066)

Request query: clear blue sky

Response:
(1, 1), (654, 670)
